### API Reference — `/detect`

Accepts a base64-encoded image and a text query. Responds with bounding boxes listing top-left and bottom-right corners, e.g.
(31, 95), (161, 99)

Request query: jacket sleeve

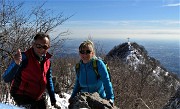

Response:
(2, 53), (26, 83)
(97, 60), (115, 102)
(46, 63), (56, 104)
(70, 74), (81, 99)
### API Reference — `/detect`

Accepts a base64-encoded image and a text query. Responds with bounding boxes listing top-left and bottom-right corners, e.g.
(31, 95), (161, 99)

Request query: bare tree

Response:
(0, 0), (72, 103)
(51, 55), (78, 94)
(106, 57), (176, 109)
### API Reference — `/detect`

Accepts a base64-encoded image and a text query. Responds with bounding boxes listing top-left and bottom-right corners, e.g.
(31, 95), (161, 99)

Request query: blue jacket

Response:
(71, 58), (114, 101)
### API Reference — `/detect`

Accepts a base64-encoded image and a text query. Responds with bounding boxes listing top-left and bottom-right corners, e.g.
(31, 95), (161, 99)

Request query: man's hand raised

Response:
(14, 49), (22, 65)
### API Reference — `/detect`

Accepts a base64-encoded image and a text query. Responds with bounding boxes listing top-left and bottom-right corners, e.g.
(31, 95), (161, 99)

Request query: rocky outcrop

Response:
(68, 92), (119, 109)
(106, 42), (180, 108)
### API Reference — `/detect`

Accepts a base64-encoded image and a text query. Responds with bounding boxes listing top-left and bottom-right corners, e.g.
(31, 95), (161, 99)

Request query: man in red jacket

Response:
(3, 32), (60, 109)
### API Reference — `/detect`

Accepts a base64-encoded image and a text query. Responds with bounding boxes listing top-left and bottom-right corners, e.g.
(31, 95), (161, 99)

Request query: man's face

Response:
(32, 37), (50, 57)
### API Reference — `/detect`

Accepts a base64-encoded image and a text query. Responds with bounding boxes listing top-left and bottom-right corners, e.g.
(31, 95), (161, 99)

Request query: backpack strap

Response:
(93, 59), (111, 81)
(102, 60), (111, 81)
(75, 62), (80, 77)
(93, 59), (100, 79)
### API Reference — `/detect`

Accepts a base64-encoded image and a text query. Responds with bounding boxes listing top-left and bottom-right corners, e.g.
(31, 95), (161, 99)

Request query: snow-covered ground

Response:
(0, 103), (22, 109)
(0, 93), (71, 109)
(48, 93), (70, 109)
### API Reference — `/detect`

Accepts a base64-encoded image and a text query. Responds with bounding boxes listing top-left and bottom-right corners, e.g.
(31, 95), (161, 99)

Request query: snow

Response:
(0, 103), (22, 109)
(0, 93), (71, 109)
(125, 42), (145, 69)
(47, 93), (70, 109)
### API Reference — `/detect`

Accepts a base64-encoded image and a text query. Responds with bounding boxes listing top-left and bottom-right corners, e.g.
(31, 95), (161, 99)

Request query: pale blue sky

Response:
(16, 0), (180, 40)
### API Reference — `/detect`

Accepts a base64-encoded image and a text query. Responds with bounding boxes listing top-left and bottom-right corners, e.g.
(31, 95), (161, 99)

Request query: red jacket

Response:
(10, 48), (52, 100)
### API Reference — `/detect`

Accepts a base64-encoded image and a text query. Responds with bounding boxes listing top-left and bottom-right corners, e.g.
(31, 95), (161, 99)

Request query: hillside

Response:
(106, 41), (180, 87)
(105, 41), (180, 108)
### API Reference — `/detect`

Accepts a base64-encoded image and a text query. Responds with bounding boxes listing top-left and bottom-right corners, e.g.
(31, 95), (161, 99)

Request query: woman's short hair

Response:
(79, 40), (95, 51)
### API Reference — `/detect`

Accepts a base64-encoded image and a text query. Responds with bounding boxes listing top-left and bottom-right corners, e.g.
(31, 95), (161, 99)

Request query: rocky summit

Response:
(105, 41), (180, 108)
(68, 92), (119, 109)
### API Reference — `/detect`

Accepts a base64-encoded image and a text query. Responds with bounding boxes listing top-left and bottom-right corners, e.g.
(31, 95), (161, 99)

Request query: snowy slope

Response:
(0, 103), (22, 109)
(107, 41), (180, 88)
(0, 93), (70, 109)
(47, 93), (70, 109)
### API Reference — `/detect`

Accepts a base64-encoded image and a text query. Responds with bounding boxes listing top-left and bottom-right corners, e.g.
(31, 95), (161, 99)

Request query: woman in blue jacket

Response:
(69, 40), (114, 106)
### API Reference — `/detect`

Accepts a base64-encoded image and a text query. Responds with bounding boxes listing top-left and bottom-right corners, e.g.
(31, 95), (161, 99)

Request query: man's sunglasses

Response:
(35, 43), (49, 50)
(79, 50), (91, 54)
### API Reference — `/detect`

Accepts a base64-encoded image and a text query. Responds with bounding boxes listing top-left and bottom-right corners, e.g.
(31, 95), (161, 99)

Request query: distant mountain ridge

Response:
(106, 41), (180, 89)
(105, 41), (180, 108)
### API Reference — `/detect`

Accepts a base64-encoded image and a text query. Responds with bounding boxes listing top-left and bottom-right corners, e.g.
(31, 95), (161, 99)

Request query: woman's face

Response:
(79, 46), (94, 63)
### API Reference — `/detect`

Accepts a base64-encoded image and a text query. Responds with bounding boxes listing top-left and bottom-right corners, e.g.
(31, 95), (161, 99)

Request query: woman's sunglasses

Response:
(35, 43), (49, 50)
(79, 50), (91, 54)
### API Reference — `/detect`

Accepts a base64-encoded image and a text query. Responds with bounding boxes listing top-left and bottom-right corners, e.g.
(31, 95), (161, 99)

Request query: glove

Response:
(52, 102), (61, 109)
(109, 99), (114, 107)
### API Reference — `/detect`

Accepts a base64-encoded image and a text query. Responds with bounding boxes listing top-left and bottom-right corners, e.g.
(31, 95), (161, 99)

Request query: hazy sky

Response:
(16, 0), (180, 40)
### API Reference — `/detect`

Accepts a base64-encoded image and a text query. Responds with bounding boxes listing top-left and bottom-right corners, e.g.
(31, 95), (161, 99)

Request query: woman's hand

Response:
(109, 99), (114, 107)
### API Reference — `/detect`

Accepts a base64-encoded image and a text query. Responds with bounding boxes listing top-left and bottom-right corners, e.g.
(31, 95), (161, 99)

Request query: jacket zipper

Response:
(85, 64), (89, 92)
